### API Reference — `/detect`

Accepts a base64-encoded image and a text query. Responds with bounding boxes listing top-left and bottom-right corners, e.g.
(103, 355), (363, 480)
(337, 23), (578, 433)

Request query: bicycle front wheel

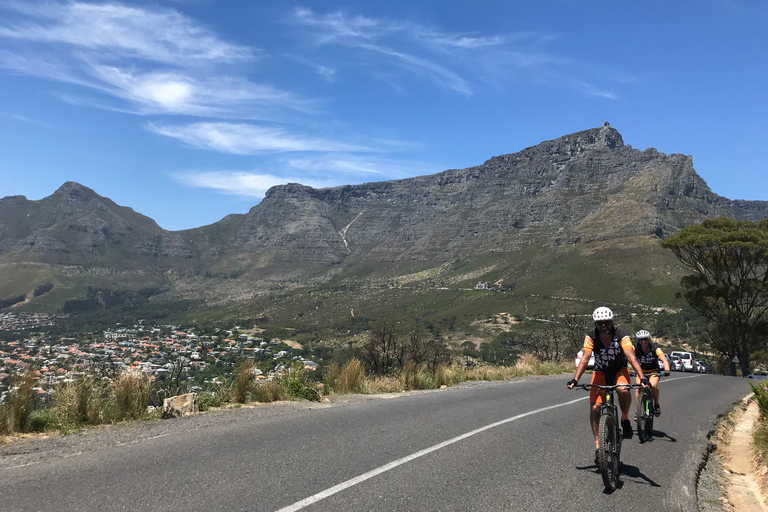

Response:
(636, 390), (653, 442)
(598, 414), (619, 491)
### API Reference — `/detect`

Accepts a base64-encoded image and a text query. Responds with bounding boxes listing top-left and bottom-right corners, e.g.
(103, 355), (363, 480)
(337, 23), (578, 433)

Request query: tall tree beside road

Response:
(662, 217), (768, 375)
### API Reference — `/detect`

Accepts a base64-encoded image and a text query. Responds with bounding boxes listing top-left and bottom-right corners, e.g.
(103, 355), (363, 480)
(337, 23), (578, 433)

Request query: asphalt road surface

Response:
(0, 373), (751, 512)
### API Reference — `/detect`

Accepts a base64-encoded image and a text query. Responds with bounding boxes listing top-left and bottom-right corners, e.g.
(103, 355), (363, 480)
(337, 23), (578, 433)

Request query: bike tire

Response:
(598, 414), (619, 491)
(636, 390), (650, 442)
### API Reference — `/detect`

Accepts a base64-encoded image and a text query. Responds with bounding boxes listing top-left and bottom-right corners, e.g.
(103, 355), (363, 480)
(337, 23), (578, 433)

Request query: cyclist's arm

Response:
(570, 336), (594, 387)
(657, 349), (670, 372)
(621, 337), (645, 381)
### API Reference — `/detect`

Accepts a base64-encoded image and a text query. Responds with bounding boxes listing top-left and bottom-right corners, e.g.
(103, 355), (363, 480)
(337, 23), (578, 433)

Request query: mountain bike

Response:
(575, 382), (644, 492)
(636, 373), (665, 442)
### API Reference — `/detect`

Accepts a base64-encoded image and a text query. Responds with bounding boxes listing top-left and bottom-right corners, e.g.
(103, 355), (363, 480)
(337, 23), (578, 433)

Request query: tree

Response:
(358, 320), (450, 375)
(662, 217), (768, 375)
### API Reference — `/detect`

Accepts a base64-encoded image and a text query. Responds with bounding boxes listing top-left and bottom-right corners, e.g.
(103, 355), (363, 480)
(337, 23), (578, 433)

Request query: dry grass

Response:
(53, 377), (108, 427)
(233, 360), (254, 404)
(324, 359), (368, 394)
(0, 403), (9, 436)
(111, 372), (153, 421)
(8, 371), (36, 433)
(324, 354), (571, 395)
(250, 379), (285, 403)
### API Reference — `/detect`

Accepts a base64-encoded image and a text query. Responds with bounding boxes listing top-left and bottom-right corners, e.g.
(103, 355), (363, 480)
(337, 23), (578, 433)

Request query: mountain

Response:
(1, 124), (766, 323)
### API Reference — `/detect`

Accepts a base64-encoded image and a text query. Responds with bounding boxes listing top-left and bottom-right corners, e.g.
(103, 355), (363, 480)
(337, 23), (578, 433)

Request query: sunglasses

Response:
(595, 321), (612, 327)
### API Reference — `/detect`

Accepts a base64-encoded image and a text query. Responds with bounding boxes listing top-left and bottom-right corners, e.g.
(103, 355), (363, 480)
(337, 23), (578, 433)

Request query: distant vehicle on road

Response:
(575, 349), (595, 370)
(669, 355), (682, 371)
(671, 351), (695, 372)
(746, 373), (768, 380)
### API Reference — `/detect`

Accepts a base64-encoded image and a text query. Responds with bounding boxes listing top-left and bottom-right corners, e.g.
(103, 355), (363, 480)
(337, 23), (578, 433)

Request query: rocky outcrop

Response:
(162, 393), (199, 419)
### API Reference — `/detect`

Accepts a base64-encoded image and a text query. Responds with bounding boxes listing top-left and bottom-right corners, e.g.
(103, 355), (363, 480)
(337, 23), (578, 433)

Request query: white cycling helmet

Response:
(636, 330), (651, 340)
(592, 307), (613, 322)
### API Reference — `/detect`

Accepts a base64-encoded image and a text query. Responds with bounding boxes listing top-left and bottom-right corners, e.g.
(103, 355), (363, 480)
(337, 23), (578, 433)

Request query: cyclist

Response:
(633, 330), (670, 417)
(567, 307), (649, 463)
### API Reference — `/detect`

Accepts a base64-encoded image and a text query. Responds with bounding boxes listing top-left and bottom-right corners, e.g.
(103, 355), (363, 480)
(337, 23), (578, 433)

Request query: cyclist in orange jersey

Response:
(567, 307), (649, 464)
(633, 330), (670, 417)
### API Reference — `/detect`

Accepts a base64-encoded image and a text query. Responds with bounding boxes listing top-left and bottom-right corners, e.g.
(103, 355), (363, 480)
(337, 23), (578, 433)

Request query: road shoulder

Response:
(699, 397), (768, 511)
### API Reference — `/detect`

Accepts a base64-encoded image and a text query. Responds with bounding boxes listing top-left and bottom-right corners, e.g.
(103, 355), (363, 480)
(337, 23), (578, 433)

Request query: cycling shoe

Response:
(621, 419), (634, 439)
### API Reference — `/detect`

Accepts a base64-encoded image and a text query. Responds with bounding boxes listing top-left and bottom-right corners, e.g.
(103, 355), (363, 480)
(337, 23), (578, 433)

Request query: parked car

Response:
(671, 351), (695, 372)
(746, 373), (768, 380)
(669, 355), (682, 371)
(575, 349), (595, 370)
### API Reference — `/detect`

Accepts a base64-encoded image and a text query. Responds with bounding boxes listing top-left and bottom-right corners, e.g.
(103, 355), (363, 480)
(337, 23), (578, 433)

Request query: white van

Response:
(671, 351), (695, 372)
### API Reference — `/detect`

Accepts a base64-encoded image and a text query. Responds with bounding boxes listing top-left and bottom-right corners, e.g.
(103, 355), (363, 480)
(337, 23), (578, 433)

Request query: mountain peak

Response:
(53, 181), (98, 205)
(549, 123), (624, 154)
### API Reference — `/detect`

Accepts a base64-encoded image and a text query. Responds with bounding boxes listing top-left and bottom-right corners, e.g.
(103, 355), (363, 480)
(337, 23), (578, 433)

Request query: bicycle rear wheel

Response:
(598, 414), (619, 491)
(636, 390), (654, 442)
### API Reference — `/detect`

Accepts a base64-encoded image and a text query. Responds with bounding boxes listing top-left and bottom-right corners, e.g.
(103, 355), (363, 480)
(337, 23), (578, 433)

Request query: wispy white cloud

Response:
(169, 151), (437, 197)
(170, 170), (334, 197)
(148, 122), (372, 154)
(0, 1), (253, 64)
(289, 7), (623, 99)
(0, 110), (51, 126)
(286, 155), (434, 180)
(0, 1), (312, 118)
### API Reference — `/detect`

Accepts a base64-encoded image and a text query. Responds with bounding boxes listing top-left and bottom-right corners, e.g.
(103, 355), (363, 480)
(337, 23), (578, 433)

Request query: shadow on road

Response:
(620, 462), (661, 488)
(573, 462), (660, 493)
(647, 430), (677, 443)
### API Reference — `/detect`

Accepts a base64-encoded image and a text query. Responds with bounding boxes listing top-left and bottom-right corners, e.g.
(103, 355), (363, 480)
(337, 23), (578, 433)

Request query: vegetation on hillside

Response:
(663, 217), (768, 375)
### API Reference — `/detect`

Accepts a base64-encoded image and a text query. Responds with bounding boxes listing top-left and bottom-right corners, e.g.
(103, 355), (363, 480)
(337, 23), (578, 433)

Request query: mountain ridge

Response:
(1, 124), (767, 317)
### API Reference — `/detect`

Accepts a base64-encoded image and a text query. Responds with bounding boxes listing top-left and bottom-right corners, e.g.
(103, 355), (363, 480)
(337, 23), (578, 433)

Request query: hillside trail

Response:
(719, 399), (768, 511)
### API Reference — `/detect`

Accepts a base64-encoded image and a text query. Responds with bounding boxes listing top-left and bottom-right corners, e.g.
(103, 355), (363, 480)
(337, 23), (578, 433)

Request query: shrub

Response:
(401, 361), (430, 390)
(750, 382), (768, 415)
(53, 377), (107, 427)
(9, 371), (36, 432)
(233, 361), (254, 404)
(0, 403), (9, 436)
(280, 363), (320, 401)
(26, 409), (57, 433)
(324, 359), (368, 394)
(111, 372), (153, 421)
(251, 380), (285, 403)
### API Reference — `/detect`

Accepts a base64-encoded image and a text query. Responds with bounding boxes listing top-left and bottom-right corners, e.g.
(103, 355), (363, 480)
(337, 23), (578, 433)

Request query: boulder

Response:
(162, 393), (199, 419)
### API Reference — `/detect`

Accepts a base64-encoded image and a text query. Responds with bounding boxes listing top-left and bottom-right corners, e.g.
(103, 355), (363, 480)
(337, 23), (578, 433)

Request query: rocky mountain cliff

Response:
(1, 124), (766, 313)
(187, 124), (767, 276)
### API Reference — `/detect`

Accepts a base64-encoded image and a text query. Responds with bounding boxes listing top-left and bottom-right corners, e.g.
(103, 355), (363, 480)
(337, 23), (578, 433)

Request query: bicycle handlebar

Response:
(572, 383), (646, 391)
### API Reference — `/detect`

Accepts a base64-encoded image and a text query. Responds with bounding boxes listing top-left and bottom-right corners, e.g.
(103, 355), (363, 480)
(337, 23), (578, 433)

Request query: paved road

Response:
(0, 373), (751, 511)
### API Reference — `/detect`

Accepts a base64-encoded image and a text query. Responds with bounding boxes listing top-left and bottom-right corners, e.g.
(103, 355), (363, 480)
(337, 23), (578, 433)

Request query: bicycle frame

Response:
(575, 382), (644, 491)
(636, 373), (663, 442)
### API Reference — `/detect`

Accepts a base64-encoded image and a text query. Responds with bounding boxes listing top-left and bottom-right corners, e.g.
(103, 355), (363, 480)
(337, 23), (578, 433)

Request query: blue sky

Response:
(0, 1), (765, 231)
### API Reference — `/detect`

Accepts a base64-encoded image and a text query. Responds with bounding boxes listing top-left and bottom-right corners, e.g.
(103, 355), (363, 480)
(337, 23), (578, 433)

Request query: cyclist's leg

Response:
(591, 371), (606, 448)
(649, 374), (660, 404)
(615, 368), (631, 420)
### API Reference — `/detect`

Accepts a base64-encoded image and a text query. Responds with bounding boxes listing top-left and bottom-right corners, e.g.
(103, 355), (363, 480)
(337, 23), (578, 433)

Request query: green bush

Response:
(281, 363), (320, 401)
(26, 409), (58, 433)
(750, 381), (768, 415)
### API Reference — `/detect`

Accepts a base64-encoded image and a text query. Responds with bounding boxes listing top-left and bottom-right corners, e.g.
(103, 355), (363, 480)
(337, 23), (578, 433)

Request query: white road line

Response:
(276, 395), (589, 512)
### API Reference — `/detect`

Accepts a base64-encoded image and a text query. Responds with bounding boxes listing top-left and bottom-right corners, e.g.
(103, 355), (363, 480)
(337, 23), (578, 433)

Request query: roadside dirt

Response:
(707, 399), (768, 511)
